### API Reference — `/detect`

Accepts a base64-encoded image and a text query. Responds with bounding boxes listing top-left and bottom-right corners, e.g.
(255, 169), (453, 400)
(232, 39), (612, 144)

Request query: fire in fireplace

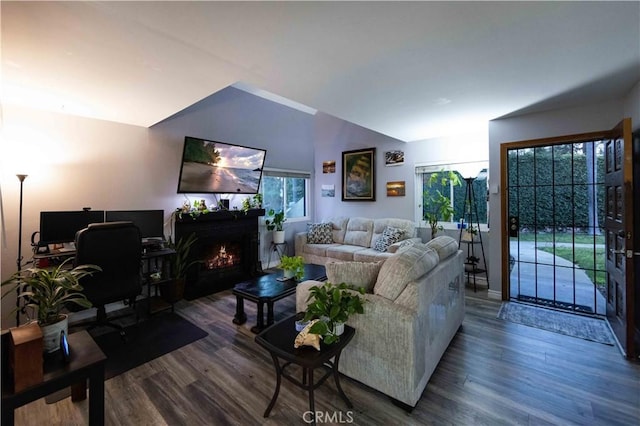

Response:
(204, 242), (242, 270)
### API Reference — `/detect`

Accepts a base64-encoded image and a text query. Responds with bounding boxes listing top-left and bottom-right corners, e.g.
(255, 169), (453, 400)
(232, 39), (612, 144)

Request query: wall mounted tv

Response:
(177, 136), (267, 194)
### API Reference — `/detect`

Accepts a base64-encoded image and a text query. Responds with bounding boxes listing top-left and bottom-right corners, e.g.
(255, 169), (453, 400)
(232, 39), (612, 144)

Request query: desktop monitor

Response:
(105, 210), (164, 240)
(39, 210), (105, 246)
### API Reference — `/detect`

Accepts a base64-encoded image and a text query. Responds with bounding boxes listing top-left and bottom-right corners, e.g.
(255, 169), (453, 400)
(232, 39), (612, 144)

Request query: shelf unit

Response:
(458, 177), (489, 291)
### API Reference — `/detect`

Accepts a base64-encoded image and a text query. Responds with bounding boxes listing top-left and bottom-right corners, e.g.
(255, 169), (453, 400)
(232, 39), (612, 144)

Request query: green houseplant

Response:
(303, 282), (366, 344)
(278, 255), (305, 281)
(265, 209), (286, 243)
(423, 170), (461, 239)
(162, 233), (202, 302)
(1, 258), (100, 352)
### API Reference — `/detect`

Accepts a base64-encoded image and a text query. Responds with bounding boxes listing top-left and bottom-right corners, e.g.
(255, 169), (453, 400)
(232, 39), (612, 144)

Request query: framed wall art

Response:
(322, 160), (336, 173)
(385, 150), (404, 166)
(342, 148), (376, 201)
(386, 181), (405, 196)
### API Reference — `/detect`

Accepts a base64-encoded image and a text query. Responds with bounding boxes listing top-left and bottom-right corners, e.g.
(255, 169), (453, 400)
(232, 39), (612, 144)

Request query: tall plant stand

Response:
(458, 177), (489, 291)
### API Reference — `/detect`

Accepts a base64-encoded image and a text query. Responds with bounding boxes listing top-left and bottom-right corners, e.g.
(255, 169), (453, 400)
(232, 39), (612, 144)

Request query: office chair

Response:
(74, 221), (143, 336)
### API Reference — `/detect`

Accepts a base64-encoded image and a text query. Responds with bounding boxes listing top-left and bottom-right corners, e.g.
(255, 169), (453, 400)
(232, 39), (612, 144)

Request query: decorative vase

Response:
(40, 314), (68, 353)
(283, 269), (295, 280)
(333, 322), (345, 336)
(273, 230), (285, 244)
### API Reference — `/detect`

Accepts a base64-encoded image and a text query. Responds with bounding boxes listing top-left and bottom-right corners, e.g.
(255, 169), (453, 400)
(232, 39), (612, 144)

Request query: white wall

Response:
(488, 87), (639, 298)
(0, 105), (170, 328)
(312, 113), (488, 222)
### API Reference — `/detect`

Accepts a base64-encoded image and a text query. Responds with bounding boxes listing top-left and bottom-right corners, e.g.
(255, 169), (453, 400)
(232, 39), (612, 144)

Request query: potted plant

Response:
(278, 255), (305, 281)
(423, 170), (461, 239)
(265, 209), (286, 244)
(462, 225), (478, 242)
(1, 258), (100, 352)
(162, 233), (202, 303)
(303, 282), (366, 344)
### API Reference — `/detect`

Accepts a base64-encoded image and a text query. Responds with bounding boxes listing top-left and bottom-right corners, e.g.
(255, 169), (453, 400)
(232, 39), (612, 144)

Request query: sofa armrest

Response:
(295, 280), (322, 313)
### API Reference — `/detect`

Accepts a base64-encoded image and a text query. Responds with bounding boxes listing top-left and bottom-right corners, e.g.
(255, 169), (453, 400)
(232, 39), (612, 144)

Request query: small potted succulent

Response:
(303, 282), (366, 344)
(1, 258), (101, 352)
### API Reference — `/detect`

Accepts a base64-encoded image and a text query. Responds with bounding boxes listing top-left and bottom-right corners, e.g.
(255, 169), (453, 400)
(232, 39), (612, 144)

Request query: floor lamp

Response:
(16, 174), (27, 326)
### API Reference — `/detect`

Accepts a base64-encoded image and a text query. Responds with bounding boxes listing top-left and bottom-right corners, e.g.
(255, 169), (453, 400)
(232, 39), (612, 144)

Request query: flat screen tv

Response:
(39, 210), (105, 245)
(177, 136), (267, 194)
(105, 210), (164, 239)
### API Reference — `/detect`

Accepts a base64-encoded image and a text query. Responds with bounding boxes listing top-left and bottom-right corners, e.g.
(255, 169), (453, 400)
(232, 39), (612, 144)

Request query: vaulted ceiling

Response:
(2, 1), (639, 142)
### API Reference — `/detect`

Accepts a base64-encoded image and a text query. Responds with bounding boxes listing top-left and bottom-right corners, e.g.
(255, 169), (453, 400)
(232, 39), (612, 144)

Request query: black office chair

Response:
(74, 221), (143, 336)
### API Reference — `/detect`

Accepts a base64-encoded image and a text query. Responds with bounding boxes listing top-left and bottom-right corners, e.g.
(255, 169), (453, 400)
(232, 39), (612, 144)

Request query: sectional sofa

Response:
(294, 217), (421, 264)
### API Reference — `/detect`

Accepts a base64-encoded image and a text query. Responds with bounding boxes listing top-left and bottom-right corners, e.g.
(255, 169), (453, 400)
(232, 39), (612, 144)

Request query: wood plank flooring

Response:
(14, 289), (640, 425)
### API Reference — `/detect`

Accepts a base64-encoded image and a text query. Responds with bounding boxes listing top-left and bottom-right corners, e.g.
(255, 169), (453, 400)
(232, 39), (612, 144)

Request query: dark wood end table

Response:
(1, 330), (106, 426)
(255, 315), (355, 425)
(232, 264), (326, 333)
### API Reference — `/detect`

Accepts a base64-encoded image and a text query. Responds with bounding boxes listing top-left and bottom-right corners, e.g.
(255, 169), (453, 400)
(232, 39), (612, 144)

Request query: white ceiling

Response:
(2, 1), (639, 142)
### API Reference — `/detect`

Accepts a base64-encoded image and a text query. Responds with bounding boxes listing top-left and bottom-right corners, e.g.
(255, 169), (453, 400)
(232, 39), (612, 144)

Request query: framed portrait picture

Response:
(342, 148), (376, 201)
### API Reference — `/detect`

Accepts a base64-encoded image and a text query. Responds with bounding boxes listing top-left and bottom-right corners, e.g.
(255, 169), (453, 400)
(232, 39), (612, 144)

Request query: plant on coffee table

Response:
(303, 282), (366, 344)
(278, 255), (305, 281)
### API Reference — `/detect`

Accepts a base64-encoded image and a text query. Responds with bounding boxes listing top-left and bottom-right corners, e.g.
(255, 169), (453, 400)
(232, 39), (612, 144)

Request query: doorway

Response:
(501, 119), (637, 358)
(506, 139), (607, 315)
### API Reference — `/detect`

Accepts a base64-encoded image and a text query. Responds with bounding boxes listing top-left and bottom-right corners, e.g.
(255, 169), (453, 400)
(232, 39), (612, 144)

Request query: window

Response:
(261, 169), (310, 220)
(415, 161), (489, 228)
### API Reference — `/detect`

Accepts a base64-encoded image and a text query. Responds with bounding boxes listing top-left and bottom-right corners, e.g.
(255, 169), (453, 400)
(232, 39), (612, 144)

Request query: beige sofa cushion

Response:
(324, 245), (366, 261)
(343, 217), (374, 247)
(326, 261), (383, 293)
(425, 235), (459, 260)
(371, 218), (416, 249)
(325, 217), (349, 244)
(373, 246), (440, 300)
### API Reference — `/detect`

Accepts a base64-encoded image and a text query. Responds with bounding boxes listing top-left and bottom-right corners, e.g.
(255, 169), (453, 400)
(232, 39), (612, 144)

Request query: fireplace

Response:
(174, 209), (264, 300)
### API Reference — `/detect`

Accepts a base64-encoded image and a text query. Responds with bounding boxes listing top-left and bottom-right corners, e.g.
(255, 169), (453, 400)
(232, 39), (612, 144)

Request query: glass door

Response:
(506, 140), (607, 315)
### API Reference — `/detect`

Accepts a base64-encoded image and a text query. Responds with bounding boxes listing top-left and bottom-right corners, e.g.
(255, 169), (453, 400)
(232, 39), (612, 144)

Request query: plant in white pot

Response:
(278, 255), (305, 281)
(1, 258), (100, 352)
(265, 209), (286, 244)
(303, 282), (366, 344)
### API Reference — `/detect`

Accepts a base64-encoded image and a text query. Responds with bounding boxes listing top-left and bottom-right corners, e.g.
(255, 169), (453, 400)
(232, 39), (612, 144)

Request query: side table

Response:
(255, 315), (355, 426)
(1, 330), (106, 426)
(267, 241), (288, 268)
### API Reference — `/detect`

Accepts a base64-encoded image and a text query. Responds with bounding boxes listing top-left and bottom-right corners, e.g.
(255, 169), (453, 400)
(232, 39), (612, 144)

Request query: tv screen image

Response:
(177, 136), (266, 194)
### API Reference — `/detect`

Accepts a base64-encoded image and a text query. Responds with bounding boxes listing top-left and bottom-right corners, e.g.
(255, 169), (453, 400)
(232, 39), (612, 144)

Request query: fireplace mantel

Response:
(174, 209), (265, 299)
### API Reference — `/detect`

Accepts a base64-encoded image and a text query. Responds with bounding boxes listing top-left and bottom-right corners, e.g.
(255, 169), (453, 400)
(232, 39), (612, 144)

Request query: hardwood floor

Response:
(14, 288), (640, 425)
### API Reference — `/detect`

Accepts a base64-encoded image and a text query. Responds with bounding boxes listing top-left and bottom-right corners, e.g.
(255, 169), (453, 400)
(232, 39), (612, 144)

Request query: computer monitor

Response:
(105, 210), (164, 240)
(39, 210), (105, 245)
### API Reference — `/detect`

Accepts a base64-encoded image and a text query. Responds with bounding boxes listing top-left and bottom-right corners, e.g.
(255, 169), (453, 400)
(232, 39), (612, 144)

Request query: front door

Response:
(604, 118), (637, 359)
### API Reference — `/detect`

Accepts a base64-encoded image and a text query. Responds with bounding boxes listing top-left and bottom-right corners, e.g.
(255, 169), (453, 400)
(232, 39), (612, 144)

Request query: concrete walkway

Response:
(509, 241), (606, 315)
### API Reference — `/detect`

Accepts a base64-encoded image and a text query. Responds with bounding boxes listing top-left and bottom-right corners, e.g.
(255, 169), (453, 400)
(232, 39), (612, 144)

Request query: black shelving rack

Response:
(458, 177), (489, 291)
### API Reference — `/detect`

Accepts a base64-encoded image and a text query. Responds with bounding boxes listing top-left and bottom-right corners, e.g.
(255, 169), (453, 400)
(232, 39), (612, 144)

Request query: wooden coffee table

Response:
(255, 315), (355, 425)
(232, 264), (326, 333)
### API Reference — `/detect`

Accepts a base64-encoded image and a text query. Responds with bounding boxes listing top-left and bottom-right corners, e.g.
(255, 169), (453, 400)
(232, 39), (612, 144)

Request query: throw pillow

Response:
(306, 223), (333, 244)
(387, 238), (416, 254)
(326, 261), (383, 293)
(373, 226), (405, 252)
